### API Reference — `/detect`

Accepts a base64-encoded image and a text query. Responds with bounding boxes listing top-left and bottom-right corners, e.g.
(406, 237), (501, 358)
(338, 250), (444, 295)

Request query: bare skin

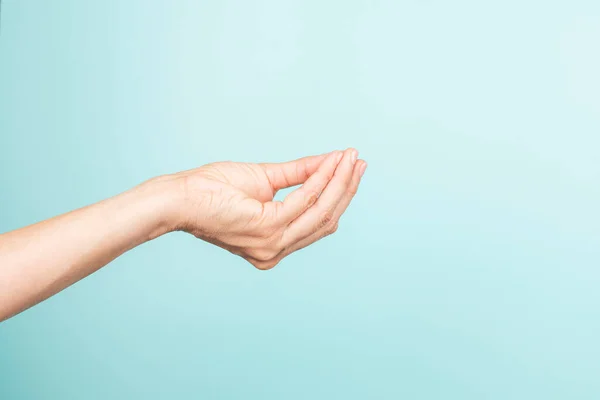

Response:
(0, 148), (366, 322)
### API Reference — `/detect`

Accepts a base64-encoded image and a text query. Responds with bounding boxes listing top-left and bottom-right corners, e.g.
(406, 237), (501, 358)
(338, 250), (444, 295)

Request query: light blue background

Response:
(1, 1), (600, 398)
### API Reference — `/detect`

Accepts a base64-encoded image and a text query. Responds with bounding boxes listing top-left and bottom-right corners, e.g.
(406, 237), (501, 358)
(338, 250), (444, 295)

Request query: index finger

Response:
(273, 150), (343, 222)
(280, 148), (357, 246)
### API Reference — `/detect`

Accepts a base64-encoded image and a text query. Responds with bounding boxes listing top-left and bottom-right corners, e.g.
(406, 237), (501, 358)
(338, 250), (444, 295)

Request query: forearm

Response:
(0, 177), (180, 321)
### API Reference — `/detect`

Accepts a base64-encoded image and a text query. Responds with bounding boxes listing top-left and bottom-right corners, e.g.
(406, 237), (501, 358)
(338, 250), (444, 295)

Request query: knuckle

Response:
(304, 190), (319, 207)
(347, 185), (359, 196)
(319, 210), (335, 228)
(296, 161), (308, 182)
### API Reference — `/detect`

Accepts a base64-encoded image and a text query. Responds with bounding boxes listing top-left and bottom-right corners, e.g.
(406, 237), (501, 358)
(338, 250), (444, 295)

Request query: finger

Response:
(327, 159), (365, 225)
(260, 153), (330, 191)
(283, 159), (366, 255)
(274, 150), (343, 222)
(281, 148), (358, 246)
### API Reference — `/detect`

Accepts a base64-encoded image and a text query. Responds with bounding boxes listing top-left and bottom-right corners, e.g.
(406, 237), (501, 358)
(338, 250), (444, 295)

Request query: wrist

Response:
(135, 175), (187, 240)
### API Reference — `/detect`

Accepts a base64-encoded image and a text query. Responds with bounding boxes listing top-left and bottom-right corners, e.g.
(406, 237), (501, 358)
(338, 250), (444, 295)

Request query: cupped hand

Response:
(169, 149), (366, 270)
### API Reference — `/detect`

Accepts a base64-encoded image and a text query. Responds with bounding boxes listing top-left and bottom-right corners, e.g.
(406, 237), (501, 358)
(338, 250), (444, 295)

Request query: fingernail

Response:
(359, 161), (367, 177)
(351, 150), (358, 164)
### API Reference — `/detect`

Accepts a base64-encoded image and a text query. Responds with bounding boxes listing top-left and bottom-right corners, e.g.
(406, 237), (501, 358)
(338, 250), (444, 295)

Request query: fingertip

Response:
(334, 150), (344, 163)
(359, 160), (367, 177)
(350, 148), (359, 165)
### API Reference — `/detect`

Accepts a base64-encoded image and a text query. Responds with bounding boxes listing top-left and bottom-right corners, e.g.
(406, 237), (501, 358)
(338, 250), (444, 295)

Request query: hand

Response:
(169, 149), (367, 270)
(0, 148), (366, 321)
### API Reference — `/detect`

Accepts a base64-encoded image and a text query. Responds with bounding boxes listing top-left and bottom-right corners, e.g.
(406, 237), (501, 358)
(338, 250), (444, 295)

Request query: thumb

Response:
(260, 152), (331, 191)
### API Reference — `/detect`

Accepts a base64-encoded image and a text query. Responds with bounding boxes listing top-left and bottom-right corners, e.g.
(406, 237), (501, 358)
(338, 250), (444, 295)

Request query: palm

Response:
(179, 162), (281, 238)
(198, 162), (276, 203)
(173, 150), (365, 270)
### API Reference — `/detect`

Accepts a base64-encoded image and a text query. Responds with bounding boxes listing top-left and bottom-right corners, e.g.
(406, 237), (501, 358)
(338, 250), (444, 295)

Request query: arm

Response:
(0, 149), (366, 322)
(0, 178), (179, 321)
